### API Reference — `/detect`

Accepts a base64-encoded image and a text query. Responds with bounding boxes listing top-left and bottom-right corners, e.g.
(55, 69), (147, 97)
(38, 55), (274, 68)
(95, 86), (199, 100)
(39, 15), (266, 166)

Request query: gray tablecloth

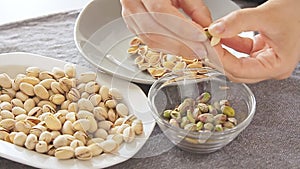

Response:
(0, 1), (299, 169)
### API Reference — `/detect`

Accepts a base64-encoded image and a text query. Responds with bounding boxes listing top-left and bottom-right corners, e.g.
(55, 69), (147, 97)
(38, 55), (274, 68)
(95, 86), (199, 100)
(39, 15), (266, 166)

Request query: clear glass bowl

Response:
(148, 68), (256, 153)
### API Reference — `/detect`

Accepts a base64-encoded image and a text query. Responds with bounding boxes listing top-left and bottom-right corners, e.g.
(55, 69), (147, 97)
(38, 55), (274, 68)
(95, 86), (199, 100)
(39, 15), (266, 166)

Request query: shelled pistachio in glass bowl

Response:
(148, 68), (256, 153)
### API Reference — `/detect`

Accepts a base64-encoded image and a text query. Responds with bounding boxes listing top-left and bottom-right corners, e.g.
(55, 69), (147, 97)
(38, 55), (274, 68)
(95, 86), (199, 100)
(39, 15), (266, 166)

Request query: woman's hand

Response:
(120, 0), (213, 59)
(208, 0), (300, 83)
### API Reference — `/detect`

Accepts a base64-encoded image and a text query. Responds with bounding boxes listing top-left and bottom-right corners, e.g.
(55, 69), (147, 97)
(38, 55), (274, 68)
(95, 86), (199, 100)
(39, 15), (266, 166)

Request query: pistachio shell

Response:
(59, 77), (73, 92)
(28, 107), (43, 117)
(52, 67), (65, 79)
(61, 100), (71, 110)
(37, 100), (57, 110)
(65, 112), (77, 123)
(123, 126), (135, 143)
(106, 134), (123, 145)
(105, 99), (117, 109)
(107, 109), (116, 123)
(132, 119), (143, 135)
(86, 138), (104, 146)
(55, 146), (74, 160)
(68, 102), (78, 113)
(73, 131), (88, 145)
(39, 71), (55, 80)
(30, 125), (47, 137)
(67, 88), (80, 102)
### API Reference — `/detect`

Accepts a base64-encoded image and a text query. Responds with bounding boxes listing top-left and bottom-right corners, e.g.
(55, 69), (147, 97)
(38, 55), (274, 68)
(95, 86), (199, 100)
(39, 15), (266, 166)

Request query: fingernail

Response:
(209, 21), (225, 35)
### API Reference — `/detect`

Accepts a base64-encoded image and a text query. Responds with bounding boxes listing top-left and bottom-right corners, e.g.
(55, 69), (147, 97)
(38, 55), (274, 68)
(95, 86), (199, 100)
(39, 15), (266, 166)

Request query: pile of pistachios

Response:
(0, 64), (143, 160)
(162, 92), (237, 132)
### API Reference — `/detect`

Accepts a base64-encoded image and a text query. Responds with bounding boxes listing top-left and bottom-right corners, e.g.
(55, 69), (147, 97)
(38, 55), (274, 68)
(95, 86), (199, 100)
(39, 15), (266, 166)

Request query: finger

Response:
(219, 47), (283, 80)
(141, 0), (207, 42)
(176, 0), (212, 27)
(208, 8), (266, 38)
(221, 36), (253, 54)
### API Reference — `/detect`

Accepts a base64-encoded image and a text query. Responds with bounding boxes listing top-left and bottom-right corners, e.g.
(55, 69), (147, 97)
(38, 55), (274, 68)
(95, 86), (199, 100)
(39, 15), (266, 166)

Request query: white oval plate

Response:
(74, 0), (253, 84)
(0, 52), (155, 169)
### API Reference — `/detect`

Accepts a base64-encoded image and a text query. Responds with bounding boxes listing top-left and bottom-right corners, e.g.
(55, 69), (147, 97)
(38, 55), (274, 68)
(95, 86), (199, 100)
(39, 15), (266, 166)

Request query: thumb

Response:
(208, 8), (266, 38)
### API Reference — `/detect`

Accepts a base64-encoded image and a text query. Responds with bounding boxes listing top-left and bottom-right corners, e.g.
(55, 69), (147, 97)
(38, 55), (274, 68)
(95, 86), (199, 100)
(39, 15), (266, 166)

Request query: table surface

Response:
(0, 1), (299, 169)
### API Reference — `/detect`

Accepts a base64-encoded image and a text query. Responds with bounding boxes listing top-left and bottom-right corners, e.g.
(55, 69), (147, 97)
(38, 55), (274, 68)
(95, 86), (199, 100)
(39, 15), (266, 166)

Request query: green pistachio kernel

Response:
(197, 92), (211, 104)
(163, 110), (172, 119)
(196, 121), (204, 131)
(221, 106), (235, 117)
(187, 110), (195, 124)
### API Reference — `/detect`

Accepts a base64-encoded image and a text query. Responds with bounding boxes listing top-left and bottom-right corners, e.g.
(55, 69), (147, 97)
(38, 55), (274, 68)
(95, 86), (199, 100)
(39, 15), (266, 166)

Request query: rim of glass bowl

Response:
(148, 67), (256, 138)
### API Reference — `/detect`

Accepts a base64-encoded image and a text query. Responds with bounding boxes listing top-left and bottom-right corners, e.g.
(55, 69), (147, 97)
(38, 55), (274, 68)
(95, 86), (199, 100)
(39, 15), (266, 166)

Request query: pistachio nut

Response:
(0, 94), (12, 102)
(85, 81), (100, 94)
(89, 94), (102, 106)
(39, 79), (56, 89)
(53, 135), (75, 148)
(72, 119), (90, 132)
(19, 82), (35, 96)
(0, 73), (12, 88)
(14, 120), (31, 134)
(34, 84), (49, 100)
(93, 107), (108, 121)
(107, 109), (117, 123)
(67, 88), (80, 102)
(54, 146), (74, 160)
(73, 131), (88, 145)
(52, 67), (65, 79)
(15, 91), (29, 102)
(0, 110), (15, 119)
(214, 124), (223, 132)
(49, 94), (65, 105)
(44, 114), (62, 131)
(93, 128), (107, 139)
(131, 119), (143, 135)
(221, 106), (235, 117)
(39, 71), (55, 80)
(28, 107), (43, 117)
(0, 118), (16, 131)
(87, 143), (103, 157)
(99, 86), (110, 101)
(68, 102), (78, 113)
(11, 98), (24, 108)
(65, 112), (77, 123)
(39, 131), (52, 144)
(24, 133), (38, 150)
(35, 141), (48, 153)
(99, 139), (118, 153)
(30, 125), (47, 137)
(50, 82), (64, 94)
(123, 126), (135, 143)
(26, 67), (40, 77)
(75, 146), (92, 161)
(70, 140), (84, 149)
(61, 100), (71, 110)
(61, 120), (74, 135)
(11, 106), (26, 116)
(97, 120), (113, 131)
(0, 101), (12, 111)
(24, 99), (36, 113)
(64, 63), (76, 78)
(78, 72), (97, 84)
(78, 98), (94, 112)
(113, 117), (125, 127)
(108, 88), (122, 100)
(197, 92), (211, 103)
(204, 123), (214, 131)
(106, 134), (123, 145)
(115, 103), (129, 117)
(13, 132), (27, 146)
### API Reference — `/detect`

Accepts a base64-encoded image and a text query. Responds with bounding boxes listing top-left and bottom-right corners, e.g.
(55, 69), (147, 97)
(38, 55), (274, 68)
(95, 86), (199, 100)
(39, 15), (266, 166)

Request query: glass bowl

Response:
(148, 68), (256, 153)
